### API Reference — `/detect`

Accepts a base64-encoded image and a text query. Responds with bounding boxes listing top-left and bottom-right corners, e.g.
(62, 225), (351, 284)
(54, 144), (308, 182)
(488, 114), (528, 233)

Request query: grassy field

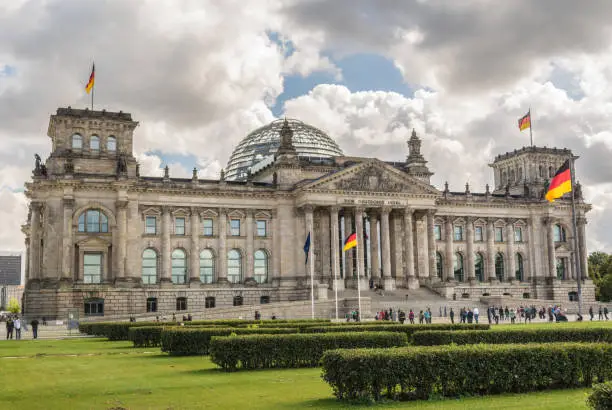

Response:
(0, 337), (596, 410)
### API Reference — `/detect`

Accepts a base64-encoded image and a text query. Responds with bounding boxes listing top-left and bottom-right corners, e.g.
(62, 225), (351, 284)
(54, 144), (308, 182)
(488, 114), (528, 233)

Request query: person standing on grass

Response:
(510, 308), (516, 324)
(6, 317), (14, 339)
(473, 307), (479, 324)
(14, 317), (21, 340)
(424, 309), (431, 324)
(30, 318), (39, 339)
(409, 309), (415, 324)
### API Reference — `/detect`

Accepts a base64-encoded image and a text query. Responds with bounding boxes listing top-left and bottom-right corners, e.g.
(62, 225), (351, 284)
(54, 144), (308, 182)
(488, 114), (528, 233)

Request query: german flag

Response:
(85, 63), (95, 94)
(545, 160), (572, 202)
(518, 111), (531, 131)
(343, 232), (357, 252)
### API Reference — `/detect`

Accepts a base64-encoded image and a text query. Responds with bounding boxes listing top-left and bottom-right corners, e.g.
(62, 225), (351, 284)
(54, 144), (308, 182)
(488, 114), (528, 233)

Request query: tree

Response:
(589, 252), (612, 281)
(7, 297), (20, 314)
(598, 274), (612, 302)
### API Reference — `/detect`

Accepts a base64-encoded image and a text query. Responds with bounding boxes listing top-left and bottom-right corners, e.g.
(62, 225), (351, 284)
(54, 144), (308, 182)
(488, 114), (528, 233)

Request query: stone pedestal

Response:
(332, 278), (345, 292)
(382, 277), (396, 291)
(159, 278), (173, 288)
(317, 283), (329, 301)
(188, 278), (201, 288)
(406, 276), (420, 290)
(114, 277), (142, 288)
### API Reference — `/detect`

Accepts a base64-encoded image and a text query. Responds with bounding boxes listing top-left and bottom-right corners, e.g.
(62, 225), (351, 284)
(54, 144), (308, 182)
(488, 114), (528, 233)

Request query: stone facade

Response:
(23, 108), (594, 319)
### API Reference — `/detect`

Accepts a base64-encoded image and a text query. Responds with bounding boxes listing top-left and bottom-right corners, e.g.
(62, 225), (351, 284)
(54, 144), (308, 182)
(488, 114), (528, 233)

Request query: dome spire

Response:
(277, 117), (296, 155)
(404, 128), (433, 184)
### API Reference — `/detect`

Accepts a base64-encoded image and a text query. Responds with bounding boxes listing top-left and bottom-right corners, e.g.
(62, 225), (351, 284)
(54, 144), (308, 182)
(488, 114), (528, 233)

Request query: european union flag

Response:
(304, 232), (311, 265)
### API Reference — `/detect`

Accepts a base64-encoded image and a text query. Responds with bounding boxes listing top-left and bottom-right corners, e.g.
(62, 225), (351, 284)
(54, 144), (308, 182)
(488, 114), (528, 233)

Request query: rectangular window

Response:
(256, 220), (267, 237)
(514, 227), (523, 242)
(146, 298), (157, 313)
(230, 219), (241, 236)
(495, 227), (504, 242)
(175, 217), (185, 235)
(145, 216), (157, 234)
(176, 297), (187, 311)
(434, 225), (442, 240)
(475, 226), (483, 242)
(453, 226), (463, 241)
(83, 253), (102, 284)
(205, 297), (216, 309)
(203, 218), (214, 236)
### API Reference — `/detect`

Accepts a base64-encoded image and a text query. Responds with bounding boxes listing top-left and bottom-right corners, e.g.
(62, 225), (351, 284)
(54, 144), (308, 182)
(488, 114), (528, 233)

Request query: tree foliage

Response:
(589, 252), (612, 301)
(7, 297), (20, 314)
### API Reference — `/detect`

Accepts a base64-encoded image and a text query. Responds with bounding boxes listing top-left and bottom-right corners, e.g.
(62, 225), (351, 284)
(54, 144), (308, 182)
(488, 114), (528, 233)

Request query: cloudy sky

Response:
(2, 0), (612, 256)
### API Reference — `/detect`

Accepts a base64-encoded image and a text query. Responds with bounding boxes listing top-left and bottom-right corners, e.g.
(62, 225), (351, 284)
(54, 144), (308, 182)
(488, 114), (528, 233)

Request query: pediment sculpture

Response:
(335, 164), (412, 193)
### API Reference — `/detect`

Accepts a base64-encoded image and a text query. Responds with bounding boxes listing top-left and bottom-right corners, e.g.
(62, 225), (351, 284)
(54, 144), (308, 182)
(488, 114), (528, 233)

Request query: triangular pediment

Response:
(301, 159), (440, 196)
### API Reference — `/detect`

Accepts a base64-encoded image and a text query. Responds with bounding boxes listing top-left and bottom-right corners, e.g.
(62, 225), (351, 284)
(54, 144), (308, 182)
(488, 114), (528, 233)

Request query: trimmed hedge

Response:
(412, 328), (612, 346)
(184, 319), (330, 327)
(78, 322), (175, 341)
(210, 332), (408, 371)
(321, 343), (612, 402)
(128, 326), (166, 347)
(303, 323), (489, 338)
(160, 327), (298, 355)
(587, 381), (612, 410)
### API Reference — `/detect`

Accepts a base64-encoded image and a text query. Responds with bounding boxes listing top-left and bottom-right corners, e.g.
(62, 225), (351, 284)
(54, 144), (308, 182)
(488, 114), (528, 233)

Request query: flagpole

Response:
(356, 242), (362, 322)
(569, 155), (582, 315)
(529, 107), (533, 147)
(91, 82), (94, 111)
(309, 233), (315, 320)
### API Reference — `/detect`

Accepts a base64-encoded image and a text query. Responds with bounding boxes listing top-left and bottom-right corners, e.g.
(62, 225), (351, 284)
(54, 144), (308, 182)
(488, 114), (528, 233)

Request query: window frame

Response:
(495, 252), (505, 281)
(227, 249), (242, 283)
(176, 297), (187, 311)
(515, 253), (524, 281)
(434, 224), (442, 241)
(474, 226), (484, 242)
(199, 249), (215, 284)
(83, 252), (103, 284)
(171, 249), (187, 284)
(78, 209), (109, 233)
(254, 249), (268, 284)
(453, 252), (464, 282)
(142, 248), (158, 285)
(72, 133), (83, 149)
(145, 216), (157, 235)
(230, 219), (241, 236)
(175, 217), (186, 236)
(514, 226), (523, 243)
(205, 296), (216, 309)
(202, 218), (214, 236)
(90, 135), (100, 151)
(233, 295), (243, 306)
(84, 298), (104, 316)
(256, 220), (267, 237)
(494, 227), (504, 243)
(107, 136), (117, 152)
(475, 252), (484, 282)
(453, 225), (464, 241)
(146, 297), (157, 313)
(435, 251), (443, 279)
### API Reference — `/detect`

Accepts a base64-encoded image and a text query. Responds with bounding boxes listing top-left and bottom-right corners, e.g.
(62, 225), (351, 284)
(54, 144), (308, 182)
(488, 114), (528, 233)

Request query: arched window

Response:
(495, 253), (505, 281)
(517, 167), (523, 182)
(554, 224), (566, 242)
(475, 252), (484, 282)
(72, 133), (83, 149)
(509, 169), (515, 184)
(90, 135), (100, 151)
(199, 249), (214, 284)
(227, 249), (242, 283)
(142, 249), (157, 284)
(436, 252), (443, 279)
(515, 253), (524, 281)
(549, 166), (554, 177)
(107, 136), (117, 152)
(171, 249), (186, 284)
(254, 249), (268, 284)
(453, 253), (464, 282)
(539, 165), (545, 178)
(556, 257), (566, 280)
(501, 170), (507, 186)
(77, 209), (109, 233)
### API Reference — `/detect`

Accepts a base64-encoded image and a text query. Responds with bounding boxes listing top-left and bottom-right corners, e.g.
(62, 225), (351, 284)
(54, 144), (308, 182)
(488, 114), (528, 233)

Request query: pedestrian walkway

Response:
(0, 324), (86, 341)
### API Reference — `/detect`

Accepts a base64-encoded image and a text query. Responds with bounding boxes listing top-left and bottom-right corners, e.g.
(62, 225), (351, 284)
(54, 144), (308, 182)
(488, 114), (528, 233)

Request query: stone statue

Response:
(192, 167), (198, 180)
(220, 168), (225, 181)
(164, 165), (169, 179)
(135, 163), (140, 177)
(64, 157), (74, 174)
(575, 181), (583, 200)
(117, 155), (128, 174)
(272, 172), (278, 186)
(34, 154), (41, 171)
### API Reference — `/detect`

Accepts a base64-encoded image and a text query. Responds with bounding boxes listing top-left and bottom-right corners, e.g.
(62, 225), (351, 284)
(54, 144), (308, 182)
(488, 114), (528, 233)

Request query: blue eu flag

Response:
(304, 232), (311, 265)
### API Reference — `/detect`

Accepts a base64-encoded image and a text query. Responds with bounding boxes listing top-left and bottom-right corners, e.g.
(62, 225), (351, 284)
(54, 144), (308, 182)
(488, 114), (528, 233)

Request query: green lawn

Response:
(0, 338), (595, 409)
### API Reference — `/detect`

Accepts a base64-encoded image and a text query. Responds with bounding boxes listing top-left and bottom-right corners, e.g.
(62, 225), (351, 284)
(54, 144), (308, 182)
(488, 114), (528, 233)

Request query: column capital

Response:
(302, 204), (314, 214)
(329, 206), (340, 215)
(354, 206), (365, 214)
(544, 216), (558, 226)
(381, 206), (392, 215)
(245, 209), (254, 217)
(426, 209), (437, 217)
(577, 216), (587, 226)
(404, 207), (414, 216)
(217, 207), (228, 215)
(116, 200), (129, 209)
(190, 206), (200, 216)
(161, 205), (173, 214)
(465, 216), (474, 224)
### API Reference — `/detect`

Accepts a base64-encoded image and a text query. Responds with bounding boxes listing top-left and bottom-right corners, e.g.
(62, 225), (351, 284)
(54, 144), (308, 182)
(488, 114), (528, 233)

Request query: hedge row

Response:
(412, 328), (612, 346)
(321, 343), (612, 402)
(303, 323), (490, 337)
(128, 326), (166, 347)
(210, 332), (408, 371)
(587, 381), (612, 410)
(160, 327), (298, 355)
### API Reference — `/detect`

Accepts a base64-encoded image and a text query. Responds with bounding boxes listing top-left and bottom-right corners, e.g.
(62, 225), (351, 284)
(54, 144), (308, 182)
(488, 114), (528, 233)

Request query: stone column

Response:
(369, 211), (380, 281)
(24, 238), (31, 283)
(404, 208), (418, 289)
(344, 211), (353, 279)
(189, 208), (200, 286)
(271, 209), (281, 281)
(115, 200), (128, 282)
(304, 205), (315, 286)
(486, 218), (495, 282)
(217, 208), (228, 282)
(466, 216), (476, 284)
(506, 220), (516, 282)
(330, 206), (343, 291)
(161, 206), (172, 284)
(380, 206), (395, 290)
(578, 217), (588, 279)
(61, 198), (74, 284)
(547, 218), (556, 279)
(244, 210), (255, 285)
(445, 216), (454, 282)
(29, 202), (42, 283)
(355, 207), (366, 286)
(427, 210), (437, 280)
(391, 212), (404, 284)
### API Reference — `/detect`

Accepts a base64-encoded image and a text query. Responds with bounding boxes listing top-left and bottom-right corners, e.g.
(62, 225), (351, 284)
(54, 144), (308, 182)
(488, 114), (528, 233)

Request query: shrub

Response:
(321, 343), (612, 402)
(128, 326), (167, 347)
(160, 327), (298, 355)
(412, 328), (612, 346)
(210, 332), (408, 371)
(587, 381), (612, 410)
(78, 321), (174, 340)
(184, 319), (330, 327)
(303, 323), (489, 338)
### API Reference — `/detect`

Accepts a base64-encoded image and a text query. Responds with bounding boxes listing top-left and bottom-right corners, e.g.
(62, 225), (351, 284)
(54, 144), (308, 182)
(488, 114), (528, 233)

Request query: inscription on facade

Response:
(341, 198), (406, 206)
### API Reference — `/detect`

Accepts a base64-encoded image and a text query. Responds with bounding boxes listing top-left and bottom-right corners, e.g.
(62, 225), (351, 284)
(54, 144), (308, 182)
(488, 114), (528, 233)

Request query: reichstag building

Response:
(23, 107), (594, 318)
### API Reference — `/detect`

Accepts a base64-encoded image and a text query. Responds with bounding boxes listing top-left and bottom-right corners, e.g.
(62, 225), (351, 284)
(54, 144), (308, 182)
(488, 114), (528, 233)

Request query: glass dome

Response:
(225, 118), (344, 180)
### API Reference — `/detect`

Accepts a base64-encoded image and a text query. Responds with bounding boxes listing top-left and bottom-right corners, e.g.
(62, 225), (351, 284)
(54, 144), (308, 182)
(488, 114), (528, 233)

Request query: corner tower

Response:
(404, 129), (433, 184)
(43, 107), (139, 179)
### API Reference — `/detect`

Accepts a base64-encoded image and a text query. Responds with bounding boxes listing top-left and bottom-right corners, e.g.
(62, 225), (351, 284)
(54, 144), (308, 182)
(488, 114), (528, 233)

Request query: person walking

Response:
(473, 307), (479, 324)
(30, 318), (39, 339)
(599, 307), (603, 320)
(14, 317), (21, 340)
(449, 308), (455, 324)
(604, 306), (609, 320)
(589, 306), (594, 321)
